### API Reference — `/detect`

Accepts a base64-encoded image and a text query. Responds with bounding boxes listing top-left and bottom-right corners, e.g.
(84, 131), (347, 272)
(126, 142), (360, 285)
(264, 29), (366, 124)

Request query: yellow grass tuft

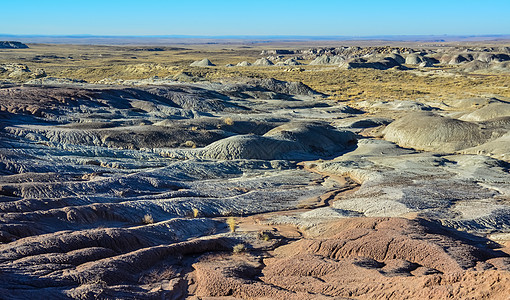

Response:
(223, 117), (234, 126)
(227, 217), (236, 232)
(232, 243), (246, 254)
(183, 140), (197, 148)
(142, 214), (154, 224)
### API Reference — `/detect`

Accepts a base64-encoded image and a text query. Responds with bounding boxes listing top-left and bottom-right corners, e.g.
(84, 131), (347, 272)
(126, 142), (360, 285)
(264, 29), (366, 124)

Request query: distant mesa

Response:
(0, 41), (28, 49)
(339, 57), (402, 70)
(309, 55), (345, 65)
(260, 49), (295, 55)
(190, 58), (215, 67)
(132, 47), (165, 52)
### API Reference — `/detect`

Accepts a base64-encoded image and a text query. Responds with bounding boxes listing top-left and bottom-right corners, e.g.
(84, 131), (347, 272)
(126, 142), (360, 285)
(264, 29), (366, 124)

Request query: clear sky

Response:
(2, 0), (509, 36)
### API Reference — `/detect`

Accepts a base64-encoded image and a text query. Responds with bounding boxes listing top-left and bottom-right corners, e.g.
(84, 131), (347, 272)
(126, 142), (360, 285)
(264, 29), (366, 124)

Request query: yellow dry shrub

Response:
(232, 243), (246, 254)
(227, 217), (236, 232)
(142, 214), (154, 224)
(223, 117), (234, 126)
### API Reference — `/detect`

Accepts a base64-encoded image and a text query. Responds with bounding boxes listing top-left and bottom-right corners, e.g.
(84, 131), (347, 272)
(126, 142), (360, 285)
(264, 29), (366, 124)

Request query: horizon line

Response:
(1, 33), (510, 39)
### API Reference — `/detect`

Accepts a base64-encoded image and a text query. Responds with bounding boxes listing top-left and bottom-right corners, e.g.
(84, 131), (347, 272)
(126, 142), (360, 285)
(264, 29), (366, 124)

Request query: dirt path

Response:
(218, 162), (361, 239)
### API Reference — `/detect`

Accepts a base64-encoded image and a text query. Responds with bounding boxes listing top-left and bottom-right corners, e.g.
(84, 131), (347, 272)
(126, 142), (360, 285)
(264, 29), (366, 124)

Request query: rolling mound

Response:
(264, 122), (357, 155)
(383, 112), (492, 152)
(201, 122), (356, 160)
(461, 131), (510, 162)
(201, 134), (304, 160)
(459, 102), (510, 121)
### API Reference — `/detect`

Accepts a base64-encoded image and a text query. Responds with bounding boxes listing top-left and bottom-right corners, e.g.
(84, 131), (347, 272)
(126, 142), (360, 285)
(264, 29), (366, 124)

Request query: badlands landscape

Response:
(1, 40), (510, 299)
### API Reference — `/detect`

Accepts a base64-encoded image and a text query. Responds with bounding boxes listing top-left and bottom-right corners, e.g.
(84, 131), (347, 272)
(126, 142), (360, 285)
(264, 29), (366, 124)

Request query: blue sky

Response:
(2, 0), (509, 36)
